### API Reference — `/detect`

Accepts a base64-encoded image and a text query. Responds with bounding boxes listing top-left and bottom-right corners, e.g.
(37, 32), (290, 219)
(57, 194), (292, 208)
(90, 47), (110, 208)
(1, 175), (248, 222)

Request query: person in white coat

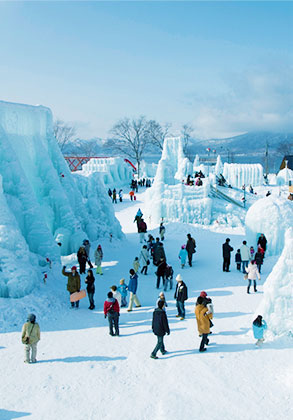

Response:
(110, 285), (122, 307)
(240, 240), (250, 274)
(245, 260), (261, 293)
(139, 245), (149, 275)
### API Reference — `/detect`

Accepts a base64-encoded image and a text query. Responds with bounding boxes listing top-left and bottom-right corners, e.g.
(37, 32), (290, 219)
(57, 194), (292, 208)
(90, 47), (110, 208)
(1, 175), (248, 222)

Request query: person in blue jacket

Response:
(252, 315), (267, 346)
(127, 269), (141, 312)
(178, 245), (188, 268)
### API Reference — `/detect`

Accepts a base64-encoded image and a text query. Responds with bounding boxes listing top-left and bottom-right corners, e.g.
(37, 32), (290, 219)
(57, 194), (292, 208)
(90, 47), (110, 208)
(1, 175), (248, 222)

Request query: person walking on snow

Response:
(178, 245), (188, 268)
(112, 188), (117, 204)
(156, 258), (167, 289)
(140, 245), (149, 275)
(110, 285), (122, 307)
(83, 239), (93, 268)
(195, 296), (212, 352)
(133, 257), (140, 273)
(104, 292), (120, 336)
(157, 291), (168, 311)
(199, 291), (214, 330)
(153, 238), (166, 266)
(257, 234), (267, 257)
(255, 247), (264, 274)
(174, 274), (188, 320)
(159, 222), (166, 241)
(240, 240), (250, 273)
(62, 266), (81, 308)
(245, 260), (260, 293)
(235, 249), (242, 271)
(186, 233), (196, 267)
(150, 300), (170, 359)
(252, 315), (267, 346)
(222, 238), (233, 272)
(119, 189), (123, 202)
(127, 269), (141, 312)
(138, 218), (147, 243)
(85, 269), (95, 310)
(95, 245), (103, 275)
(134, 209), (143, 231)
(118, 278), (128, 307)
(21, 313), (40, 363)
(77, 246), (87, 274)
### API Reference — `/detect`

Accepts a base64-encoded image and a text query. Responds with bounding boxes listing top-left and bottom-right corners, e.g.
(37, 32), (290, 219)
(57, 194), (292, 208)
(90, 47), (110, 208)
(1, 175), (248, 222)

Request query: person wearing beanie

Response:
(198, 291), (214, 330)
(21, 313), (41, 363)
(62, 265), (81, 308)
(118, 278), (128, 307)
(150, 300), (170, 359)
(104, 291), (120, 336)
(127, 269), (141, 312)
(174, 274), (188, 320)
(222, 238), (233, 272)
(178, 244), (188, 268)
(195, 296), (213, 352)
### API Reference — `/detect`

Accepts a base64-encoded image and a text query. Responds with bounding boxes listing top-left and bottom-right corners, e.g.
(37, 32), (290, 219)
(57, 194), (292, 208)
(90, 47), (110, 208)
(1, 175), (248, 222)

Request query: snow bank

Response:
(257, 228), (293, 336)
(245, 196), (293, 256)
(0, 100), (123, 297)
(223, 163), (264, 188)
(80, 157), (133, 187)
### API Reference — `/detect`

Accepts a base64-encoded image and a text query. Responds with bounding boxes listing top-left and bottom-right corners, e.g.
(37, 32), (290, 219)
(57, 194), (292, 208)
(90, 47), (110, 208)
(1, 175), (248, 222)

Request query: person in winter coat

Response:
(222, 238), (233, 272)
(179, 245), (188, 268)
(174, 274), (188, 320)
(112, 188), (117, 204)
(153, 238), (166, 266)
(186, 233), (196, 267)
(257, 234), (267, 256)
(118, 278), (128, 307)
(127, 269), (141, 312)
(85, 269), (95, 310)
(119, 189), (123, 202)
(156, 291), (168, 311)
(77, 246), (87, 274)
(156, 258), (167, 289)
(255, 247), (264, 274)
(95, 245), (103, 275)
(62, 266), (81, 308)
(245, 260), (261, 293)
(134, 209), (143, 231)
(150, 300), (170, 359)
(250, 246), (255, 261)
(21, 313), (41, 363)
(164, 265), (174, 291)
(240, 240), (250, 273)
(140, 245), (149, 275)
(138, 218), (147, 243)
(235, 249), (242, 271)
(83, 239), (93, 268)
(104, 292), (120, 336)
(159, 223), (166, 241)
(108, 188), (112, 198)
(195, 296), (212, 352)
(110, 285), (122, 307)
(133, 257), (140, 273)
(199, 291), (214, 330)
(252, 315), (267, 346)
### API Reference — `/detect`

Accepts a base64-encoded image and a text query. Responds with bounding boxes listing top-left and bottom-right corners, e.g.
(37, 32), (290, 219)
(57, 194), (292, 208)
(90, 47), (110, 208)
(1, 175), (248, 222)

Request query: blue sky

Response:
(0, 1), (292, 139)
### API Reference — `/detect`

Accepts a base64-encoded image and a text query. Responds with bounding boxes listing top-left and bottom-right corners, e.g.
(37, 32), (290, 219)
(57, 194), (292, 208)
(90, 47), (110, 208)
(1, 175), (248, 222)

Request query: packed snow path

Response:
(1, 191), (292, 420)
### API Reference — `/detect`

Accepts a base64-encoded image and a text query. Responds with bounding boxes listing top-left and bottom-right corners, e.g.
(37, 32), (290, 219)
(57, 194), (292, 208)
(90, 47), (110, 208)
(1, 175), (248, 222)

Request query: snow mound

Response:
(277, 167), (293, 186)
(80, 157), (133, 187)
(0, 100), (122, 297)
(223, 163), (264, 188)
(245, 196), (293, 256)
(257, 227), (293, 336)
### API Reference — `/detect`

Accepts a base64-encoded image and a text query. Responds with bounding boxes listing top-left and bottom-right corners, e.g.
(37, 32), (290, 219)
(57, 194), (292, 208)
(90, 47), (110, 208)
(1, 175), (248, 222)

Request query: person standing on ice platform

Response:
(222, 238), (233, 272)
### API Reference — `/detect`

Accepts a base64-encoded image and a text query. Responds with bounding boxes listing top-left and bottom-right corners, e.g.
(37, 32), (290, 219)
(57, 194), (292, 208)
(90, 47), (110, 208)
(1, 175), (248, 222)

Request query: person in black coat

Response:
(174, 274), (188, 320)
(153, 238), (166, 266)
(254, 249), (264, 274)
(186, 233), (196, 267)
(150, 300), (170, 359)
(257, 234), (267, 256)
(156, 258), (167, 289)
(222, 238), (233, 272)
(85, 269), (95, 309)
(77, 246), (87, 274)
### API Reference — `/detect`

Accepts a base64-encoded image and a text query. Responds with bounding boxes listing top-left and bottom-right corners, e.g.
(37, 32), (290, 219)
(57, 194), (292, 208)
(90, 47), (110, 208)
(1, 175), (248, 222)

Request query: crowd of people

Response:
(21, 204), (269, 362)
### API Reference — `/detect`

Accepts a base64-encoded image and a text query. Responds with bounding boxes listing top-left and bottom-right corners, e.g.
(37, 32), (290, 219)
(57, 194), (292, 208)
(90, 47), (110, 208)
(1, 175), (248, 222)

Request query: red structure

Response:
(64, 156), (137, 172)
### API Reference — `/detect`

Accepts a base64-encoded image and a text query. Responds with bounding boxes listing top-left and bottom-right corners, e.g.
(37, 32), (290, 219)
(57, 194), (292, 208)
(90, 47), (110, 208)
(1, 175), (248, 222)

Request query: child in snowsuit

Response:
(235, 249), (241, 271)
(252, 315), (267, 346)
(179, 245), (188, 268)
(133, 257), (140, 273)
(118, 278), (128, 307)
(21, 313), (41, 363)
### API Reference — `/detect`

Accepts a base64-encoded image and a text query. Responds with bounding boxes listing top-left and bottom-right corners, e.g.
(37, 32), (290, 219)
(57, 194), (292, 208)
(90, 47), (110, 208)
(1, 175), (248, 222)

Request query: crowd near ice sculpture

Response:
(0, 100), (122, 297)
(245, 196), (293, 256)
(80, 157), (133, 187)
(223, 163), (264, 188)
(257, 227), (293, 336)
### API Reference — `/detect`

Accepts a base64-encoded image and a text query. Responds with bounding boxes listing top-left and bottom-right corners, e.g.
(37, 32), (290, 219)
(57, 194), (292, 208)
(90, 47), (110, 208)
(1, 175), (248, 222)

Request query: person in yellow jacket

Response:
(195, 296), (213, 352)
(21, 313), (40, 363)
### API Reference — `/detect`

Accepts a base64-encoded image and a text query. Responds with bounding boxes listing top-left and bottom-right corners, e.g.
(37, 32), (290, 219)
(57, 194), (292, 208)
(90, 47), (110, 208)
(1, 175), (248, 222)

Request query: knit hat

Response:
(200, 291), (207, 298)
(176, 274), (183, 282)
(71, 266), (77, 271)
(27, 313), (36, 323)
(181, 244), (186, 249)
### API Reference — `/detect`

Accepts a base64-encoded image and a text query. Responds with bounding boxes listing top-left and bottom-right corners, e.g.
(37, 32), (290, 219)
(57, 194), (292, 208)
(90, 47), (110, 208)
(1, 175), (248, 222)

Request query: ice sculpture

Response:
(223, 163), (264, 188)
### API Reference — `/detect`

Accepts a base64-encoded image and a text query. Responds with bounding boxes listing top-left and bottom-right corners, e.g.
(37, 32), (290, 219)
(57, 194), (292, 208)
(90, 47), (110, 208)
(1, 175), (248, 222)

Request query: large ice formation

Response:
(276, 166), (293, 186)
(223, 163), (264, 188)
(0, 100), (122, 297)
(257, 227), (293, 336)
(80, 157), (133, 187)
(214, 155), (224, 176)
(245, 196), (293, 256)
(140, 160), (157, 178)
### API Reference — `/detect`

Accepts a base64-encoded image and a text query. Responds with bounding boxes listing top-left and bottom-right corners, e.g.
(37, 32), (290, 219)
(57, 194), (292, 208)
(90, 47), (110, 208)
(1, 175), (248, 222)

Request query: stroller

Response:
(164, 265), (174, 291)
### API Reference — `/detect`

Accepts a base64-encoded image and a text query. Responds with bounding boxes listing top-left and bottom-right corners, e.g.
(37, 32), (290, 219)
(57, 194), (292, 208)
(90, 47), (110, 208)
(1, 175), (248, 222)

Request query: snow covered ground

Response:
(1, 190), (292, 420)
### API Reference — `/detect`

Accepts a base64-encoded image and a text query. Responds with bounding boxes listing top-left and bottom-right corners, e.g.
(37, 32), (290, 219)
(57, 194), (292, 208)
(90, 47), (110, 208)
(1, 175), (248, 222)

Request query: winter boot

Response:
(254, 286), (257, 292)
(247, 286), (250, 294)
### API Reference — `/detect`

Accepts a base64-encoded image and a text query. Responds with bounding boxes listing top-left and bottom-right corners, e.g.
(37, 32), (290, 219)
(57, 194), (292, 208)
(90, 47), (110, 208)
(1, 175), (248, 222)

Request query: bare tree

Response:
(107, 116), (151, 177)
(75, 138), (102, 157)
(181, 124), (194, 156)
(147, 120), (171, 150)
(54, 119), (77, 152)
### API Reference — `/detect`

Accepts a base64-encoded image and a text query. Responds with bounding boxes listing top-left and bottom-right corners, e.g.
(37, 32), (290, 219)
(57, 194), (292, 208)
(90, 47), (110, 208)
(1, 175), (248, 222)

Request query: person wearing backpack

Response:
(21, 313), (41, 363)
(104, 292), (120, 336)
